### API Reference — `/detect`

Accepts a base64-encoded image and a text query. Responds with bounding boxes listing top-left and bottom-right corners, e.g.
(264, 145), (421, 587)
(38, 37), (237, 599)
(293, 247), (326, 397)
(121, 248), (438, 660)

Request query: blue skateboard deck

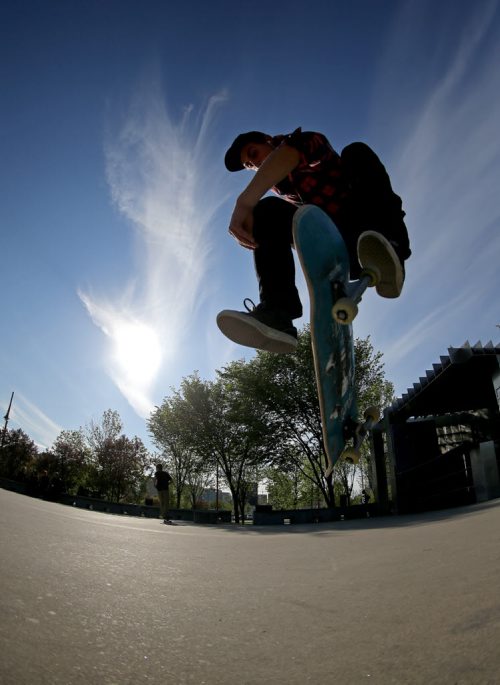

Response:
(293, 206), (358, 477)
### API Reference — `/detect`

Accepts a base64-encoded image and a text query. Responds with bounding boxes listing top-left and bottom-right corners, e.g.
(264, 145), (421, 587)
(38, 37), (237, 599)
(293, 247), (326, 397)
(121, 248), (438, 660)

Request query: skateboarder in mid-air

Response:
(217, 128), (411, 353)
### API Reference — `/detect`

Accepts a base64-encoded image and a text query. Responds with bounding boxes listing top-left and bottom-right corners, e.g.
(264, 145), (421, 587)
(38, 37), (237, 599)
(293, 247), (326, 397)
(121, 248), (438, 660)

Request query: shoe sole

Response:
(357, 231), (404, 298)
(216, 310), (298, 354)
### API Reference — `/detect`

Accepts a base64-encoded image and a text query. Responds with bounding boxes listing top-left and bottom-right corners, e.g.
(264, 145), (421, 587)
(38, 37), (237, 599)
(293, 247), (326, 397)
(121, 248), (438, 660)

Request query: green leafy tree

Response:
(230, 327), (334, 504)
(233, 327), (394, 507)
(148, 330), (394, 516)
(93, 435), (150, 502)
(152, 372), (269, 523)
(184, 462), (215, 509)
(148, 393), (210, 508)
(0, 428), (38, 480)
(84, 410), (150, 502)
(51, 429), (90, 492)
(265, 464), (308, 509)
(86, 409), (122, 453)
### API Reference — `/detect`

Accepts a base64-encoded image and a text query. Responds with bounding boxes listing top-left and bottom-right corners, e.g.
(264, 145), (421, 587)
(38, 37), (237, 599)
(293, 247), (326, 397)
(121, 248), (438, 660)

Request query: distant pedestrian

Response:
(361, 488), (372, 518)
(154, 464), (173, 524)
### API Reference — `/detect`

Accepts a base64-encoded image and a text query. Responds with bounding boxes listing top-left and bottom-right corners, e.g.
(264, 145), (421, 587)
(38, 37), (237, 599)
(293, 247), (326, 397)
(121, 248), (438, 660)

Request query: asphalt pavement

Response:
(1, 488), (499, 685)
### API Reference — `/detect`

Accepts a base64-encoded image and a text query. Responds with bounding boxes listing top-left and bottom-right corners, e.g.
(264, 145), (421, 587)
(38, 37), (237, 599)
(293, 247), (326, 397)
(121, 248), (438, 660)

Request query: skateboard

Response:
(293, 205), (380, 478)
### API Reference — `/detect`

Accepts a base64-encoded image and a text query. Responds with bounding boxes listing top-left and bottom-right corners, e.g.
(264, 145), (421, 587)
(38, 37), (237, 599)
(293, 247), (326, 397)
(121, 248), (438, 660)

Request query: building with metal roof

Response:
(370, 341), (500, 514)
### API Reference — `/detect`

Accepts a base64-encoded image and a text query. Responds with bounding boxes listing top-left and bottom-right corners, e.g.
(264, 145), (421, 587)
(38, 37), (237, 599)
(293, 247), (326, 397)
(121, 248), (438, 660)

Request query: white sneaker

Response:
(357, 231), (404, 298)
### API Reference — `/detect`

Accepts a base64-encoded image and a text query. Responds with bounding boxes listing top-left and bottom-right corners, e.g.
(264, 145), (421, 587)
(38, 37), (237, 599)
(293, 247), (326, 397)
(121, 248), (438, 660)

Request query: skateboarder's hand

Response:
(228, 200), (257, 250)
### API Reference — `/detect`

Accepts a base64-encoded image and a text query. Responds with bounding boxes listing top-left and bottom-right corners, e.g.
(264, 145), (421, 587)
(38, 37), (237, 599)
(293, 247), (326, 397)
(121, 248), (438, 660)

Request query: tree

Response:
(86, 409), (122, 454)
(265, 464), (308, 509)
(213, 364), (280, 521)
(51, 429), (90, 492)
(184, 462), (215, 509)
(234, 327), (394, 507)
(0, 428), (38, 480)
(92, 435), (150, 502)
(148, 393), (209, 508)
(215, 362), (274, 519)
(147, 329), (394, 517)
(84, 410), (150, 502)
(31, 450), (66, 499)
(231, 327), (335, 504)
(151, 372), (269, 523)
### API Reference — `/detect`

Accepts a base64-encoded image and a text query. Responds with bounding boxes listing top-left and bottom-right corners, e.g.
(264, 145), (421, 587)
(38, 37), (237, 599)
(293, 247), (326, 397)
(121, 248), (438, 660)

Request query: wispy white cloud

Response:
(79, 81), (228, 417)
(3, 392), (63, 450)
(381, 286), (485, 367)
(392, 2), (500, 257)
(360, 0), (500, 391)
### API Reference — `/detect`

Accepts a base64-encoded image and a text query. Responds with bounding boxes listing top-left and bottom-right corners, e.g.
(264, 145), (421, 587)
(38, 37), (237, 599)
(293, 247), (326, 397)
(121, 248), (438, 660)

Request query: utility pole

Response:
(1, 392), (14, 448)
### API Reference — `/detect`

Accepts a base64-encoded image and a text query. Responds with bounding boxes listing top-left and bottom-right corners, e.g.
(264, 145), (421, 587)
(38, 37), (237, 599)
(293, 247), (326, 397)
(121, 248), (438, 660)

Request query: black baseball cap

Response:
(224, 131), (270, 172)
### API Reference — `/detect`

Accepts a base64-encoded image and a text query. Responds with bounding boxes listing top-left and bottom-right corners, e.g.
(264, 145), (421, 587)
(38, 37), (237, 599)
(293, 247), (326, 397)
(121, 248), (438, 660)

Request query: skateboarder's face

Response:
(240, 141), (273, 170)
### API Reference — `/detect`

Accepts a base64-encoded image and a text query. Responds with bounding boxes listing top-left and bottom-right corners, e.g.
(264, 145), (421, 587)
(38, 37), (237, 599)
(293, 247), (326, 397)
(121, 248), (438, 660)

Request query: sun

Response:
(112, 320), (163, 385)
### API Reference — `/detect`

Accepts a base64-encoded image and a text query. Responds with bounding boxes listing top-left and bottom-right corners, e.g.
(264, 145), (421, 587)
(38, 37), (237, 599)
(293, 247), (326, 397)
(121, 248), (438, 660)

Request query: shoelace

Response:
(243, 298), (257, 313)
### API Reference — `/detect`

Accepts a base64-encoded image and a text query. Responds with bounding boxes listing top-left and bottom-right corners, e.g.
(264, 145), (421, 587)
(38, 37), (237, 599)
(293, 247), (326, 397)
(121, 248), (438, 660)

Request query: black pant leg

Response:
(338, 142), (411, 265)
(252, 197), (303, 319)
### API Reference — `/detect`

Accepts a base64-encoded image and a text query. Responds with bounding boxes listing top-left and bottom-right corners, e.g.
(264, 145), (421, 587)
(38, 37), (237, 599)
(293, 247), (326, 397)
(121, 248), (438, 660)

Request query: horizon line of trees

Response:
(0, 327), (394, 521)
(0, 409), (151, 503)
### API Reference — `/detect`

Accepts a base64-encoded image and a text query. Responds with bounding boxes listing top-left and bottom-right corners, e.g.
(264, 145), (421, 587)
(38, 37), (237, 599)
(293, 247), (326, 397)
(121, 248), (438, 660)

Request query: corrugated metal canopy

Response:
(386, 341), (500, 420)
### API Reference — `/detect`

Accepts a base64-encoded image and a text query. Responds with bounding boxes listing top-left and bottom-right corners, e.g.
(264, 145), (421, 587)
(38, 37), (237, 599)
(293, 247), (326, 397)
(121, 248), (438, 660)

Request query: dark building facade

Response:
(370, 341), (500, 514)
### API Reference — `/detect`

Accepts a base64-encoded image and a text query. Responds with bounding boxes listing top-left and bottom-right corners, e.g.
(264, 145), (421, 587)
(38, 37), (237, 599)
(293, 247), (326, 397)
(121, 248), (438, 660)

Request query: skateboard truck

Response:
(331, 267), (381, 325)
(339, 405), (380, 465)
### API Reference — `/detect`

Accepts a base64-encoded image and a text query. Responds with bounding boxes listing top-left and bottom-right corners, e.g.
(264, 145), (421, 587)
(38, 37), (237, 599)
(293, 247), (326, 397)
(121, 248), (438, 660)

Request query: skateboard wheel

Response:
(332, 297), (358, 325)
(364, 406), (380, 423)
(341, 447), (360, 465)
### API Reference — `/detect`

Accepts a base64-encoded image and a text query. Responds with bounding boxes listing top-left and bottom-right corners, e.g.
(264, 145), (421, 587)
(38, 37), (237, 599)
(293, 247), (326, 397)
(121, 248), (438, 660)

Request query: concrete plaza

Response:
(1, 488), (499, 684)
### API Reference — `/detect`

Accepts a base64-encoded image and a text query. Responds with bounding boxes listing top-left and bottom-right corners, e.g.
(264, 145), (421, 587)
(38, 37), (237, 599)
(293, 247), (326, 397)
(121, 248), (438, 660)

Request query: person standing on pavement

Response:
(154, 464), (173, 524)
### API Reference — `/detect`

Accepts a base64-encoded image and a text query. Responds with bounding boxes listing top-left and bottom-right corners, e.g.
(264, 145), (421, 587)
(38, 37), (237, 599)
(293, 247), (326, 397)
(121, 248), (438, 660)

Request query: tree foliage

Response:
(149, 371), (270, 523)
(149, 327), (394, 513)
(0, 428), (38, 480)
(148, 390), (210, 508)
(1, 410), (151, 504)
(51, 429), (90, 491)
(225, 328), (334, 503)
(82, 410), (150, 501)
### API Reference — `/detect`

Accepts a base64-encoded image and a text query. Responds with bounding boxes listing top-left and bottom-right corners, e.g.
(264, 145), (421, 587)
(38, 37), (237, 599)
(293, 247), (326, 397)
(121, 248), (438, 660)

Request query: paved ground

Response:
(1, 488), (499, 685)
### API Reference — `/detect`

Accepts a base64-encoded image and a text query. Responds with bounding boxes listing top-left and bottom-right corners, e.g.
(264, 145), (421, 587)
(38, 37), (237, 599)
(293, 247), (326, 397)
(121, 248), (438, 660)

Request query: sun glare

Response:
(113, 321), (163, 385)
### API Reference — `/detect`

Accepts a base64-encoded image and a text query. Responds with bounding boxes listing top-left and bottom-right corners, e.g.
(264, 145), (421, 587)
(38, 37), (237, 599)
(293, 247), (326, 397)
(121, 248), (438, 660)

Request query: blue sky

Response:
(2, 0), (499, 451)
